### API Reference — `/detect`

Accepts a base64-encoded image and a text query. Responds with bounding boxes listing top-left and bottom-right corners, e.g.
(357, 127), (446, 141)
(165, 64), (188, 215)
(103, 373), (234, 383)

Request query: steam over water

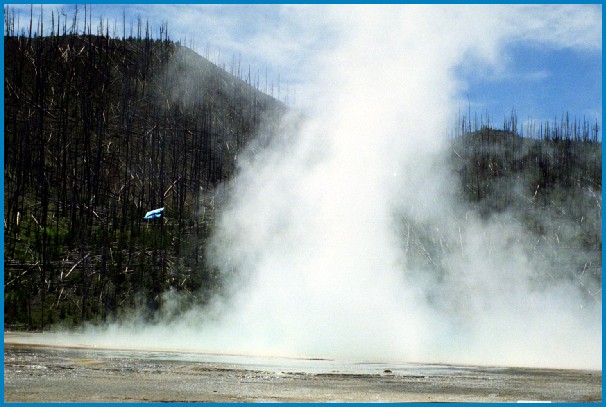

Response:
(49, 5), (602, 369)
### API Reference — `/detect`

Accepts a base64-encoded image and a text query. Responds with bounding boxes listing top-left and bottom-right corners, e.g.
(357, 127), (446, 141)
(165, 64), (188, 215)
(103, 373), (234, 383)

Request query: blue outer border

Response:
(0, 2), (603, 406)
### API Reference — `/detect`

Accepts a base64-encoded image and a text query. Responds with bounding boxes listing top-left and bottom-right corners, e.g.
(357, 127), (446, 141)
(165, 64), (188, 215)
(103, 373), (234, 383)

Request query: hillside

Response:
(4, 32), (287, 328)
(454, 128), (601, 287)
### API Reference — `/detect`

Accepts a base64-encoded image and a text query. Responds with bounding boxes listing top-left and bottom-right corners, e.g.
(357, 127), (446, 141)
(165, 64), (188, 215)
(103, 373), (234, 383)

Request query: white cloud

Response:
(512, 4), (602, 51)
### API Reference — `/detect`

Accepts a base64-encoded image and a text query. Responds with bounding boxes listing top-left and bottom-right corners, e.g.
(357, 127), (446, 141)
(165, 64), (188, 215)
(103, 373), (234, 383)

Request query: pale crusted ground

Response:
(3, 334), (602, 402)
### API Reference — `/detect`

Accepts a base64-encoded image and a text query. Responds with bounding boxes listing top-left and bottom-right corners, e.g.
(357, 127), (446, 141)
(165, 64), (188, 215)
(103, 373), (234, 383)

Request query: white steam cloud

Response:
(45, 5), (602, 370)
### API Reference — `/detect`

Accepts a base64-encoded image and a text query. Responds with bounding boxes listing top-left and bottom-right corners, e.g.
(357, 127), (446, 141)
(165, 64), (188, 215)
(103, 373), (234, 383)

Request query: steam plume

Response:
(45, 5), (601, 370)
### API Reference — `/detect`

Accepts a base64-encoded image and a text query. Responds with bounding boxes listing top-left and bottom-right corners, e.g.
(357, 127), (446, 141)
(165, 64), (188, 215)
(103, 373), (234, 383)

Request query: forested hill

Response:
(450, 127), (601, 293)
(4, 32), (286, 329)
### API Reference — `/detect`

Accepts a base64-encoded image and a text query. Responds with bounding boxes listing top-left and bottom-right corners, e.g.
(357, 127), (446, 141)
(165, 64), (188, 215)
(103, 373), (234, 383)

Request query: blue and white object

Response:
(144, 207), (164, 219)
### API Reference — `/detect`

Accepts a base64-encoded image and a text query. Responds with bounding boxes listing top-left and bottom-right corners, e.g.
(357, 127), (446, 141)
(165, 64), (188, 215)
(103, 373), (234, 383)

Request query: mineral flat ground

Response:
(4, 332), (602, 402)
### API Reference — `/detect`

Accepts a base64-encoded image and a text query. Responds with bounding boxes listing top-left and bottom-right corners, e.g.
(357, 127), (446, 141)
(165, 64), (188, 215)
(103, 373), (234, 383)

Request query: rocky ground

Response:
(4, 333), (602, 402)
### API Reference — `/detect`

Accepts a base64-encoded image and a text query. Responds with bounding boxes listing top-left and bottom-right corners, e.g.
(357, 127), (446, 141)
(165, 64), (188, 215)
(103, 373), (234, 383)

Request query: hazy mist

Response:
(41, 5), (601, 370)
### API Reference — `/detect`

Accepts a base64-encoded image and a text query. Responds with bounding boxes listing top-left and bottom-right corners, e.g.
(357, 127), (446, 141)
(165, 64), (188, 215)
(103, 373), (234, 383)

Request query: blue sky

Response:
(5, 4), (602, 134)
(459, 42), (602, 133)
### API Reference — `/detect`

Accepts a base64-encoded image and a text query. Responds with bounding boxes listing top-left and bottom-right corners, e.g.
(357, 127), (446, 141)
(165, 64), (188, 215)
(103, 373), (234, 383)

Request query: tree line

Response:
(397, 114), (601, 309)
(447, 111), (601, 294)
